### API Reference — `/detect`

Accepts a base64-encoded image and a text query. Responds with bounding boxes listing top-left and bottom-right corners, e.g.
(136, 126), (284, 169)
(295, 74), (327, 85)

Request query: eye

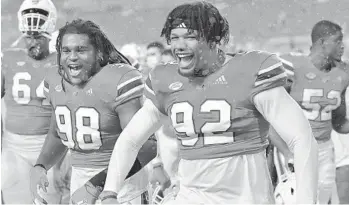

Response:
(186, 36), (197, 39)
(36, 36), (46, 41)
(170, 36), (179, 41)
(78, 47), (88, 53)
(61, 48), (70, 54)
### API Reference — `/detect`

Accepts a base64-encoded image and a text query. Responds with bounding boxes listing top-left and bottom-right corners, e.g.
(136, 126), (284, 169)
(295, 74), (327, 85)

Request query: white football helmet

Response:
(151, 185), (177, 205)
(273, 147), (297, 204)
(49, 30), (59, 53)
(17, 0), (57, 35)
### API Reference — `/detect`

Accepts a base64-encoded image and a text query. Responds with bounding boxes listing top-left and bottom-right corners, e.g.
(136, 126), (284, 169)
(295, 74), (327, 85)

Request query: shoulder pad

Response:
(45, 65), (62, 85)
(233, 50), (276, 66)
(2, 48), (26, 56)
(335, 60), (349, 74)
(100, 63), (140, 80)
(148, 62), (178, 84)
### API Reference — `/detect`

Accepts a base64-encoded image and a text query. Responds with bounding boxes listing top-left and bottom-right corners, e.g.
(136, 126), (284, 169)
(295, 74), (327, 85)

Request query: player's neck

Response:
(192, 49), (226, 78)
(309, 51), (332, 72)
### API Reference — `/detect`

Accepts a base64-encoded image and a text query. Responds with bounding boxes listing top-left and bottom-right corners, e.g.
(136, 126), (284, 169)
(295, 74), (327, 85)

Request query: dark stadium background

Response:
(2, 0), (349, 56)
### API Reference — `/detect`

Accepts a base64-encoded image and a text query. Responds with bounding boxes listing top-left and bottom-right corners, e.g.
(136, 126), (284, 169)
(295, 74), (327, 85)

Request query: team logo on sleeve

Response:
(305, 72), (316, 80)
(169, 82), (183, 91)
(55, 84), (63, 92)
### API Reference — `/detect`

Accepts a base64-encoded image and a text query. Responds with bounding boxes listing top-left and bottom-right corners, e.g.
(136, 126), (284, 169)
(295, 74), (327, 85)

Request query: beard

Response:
(28, 45), (45, 60)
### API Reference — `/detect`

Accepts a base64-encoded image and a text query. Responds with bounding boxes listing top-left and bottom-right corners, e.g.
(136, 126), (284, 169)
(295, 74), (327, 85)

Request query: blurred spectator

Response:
(120, 43), (142, 69)
(161, 49), (175, 64)
(146, 41), (164, 69)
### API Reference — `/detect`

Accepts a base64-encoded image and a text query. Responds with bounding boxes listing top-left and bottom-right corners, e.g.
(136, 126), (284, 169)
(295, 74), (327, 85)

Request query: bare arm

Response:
(332, 87), (349, 134)
(254, 86), (318, 204)
(35, 111), (68, 171)
(103, 98), (163, 193)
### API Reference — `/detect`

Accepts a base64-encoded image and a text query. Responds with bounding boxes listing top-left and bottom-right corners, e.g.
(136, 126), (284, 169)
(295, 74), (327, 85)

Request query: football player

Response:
(29, 19), (155, 205)
(149, 122), (178, 193)
(1, 0), (69, 203)
(273, 20), (349, 204)
(100, 2), (318, 204)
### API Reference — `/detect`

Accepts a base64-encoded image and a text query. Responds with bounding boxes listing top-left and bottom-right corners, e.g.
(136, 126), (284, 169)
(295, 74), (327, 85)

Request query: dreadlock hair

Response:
(161, 1), (230, 46)
(311, 20), (342, 44)
(56, 19), (131, 78)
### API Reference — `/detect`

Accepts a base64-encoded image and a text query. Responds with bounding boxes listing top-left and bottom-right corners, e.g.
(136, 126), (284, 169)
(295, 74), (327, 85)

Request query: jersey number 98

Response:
(55, 106), (102, 150)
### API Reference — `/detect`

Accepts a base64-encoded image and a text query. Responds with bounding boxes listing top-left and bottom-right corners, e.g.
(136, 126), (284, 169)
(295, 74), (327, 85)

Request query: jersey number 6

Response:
(55, 106), (102, 150)
(170, 100), (234, 146)
(12, 72), (49, 105)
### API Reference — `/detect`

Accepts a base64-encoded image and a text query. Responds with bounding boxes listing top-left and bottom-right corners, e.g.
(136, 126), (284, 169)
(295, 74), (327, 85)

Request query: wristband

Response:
(34, 164), (47, 171)
(153, 162), (163, 169)
(100, 191), (118, 201)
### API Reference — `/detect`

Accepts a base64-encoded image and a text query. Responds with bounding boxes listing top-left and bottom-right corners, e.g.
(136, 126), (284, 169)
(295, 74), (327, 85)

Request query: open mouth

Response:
(68, 64), (83, 77)
(30, 45), (40, 56)
(176, 53), (194, 68)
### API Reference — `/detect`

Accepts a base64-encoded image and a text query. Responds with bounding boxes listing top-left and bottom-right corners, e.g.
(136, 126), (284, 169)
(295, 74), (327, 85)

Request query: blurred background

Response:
(2, 0), (349, 59)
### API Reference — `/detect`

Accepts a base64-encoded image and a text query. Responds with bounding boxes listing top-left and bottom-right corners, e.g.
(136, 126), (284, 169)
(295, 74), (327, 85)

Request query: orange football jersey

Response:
(280, 53), (349, 142)
(44, 64), (144, 168)
(2, 49), (56, 135)
(144, 51), (288, 160)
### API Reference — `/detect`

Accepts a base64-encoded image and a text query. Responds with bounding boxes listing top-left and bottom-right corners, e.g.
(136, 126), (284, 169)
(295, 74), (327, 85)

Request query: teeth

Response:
(70, 68), (81, 76)
(177, 54), (193, 58)
(69, 65), (80, 70)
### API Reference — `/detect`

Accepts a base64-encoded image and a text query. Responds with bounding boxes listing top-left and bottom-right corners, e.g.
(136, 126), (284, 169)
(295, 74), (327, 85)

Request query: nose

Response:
(28, 37), (39, 46)
(68, 51), (78, 61)
(340, 43), (344, 50)
(173, 37), (187, 51)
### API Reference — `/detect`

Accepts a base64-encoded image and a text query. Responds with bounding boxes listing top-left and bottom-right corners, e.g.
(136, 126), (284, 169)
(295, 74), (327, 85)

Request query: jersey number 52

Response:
(302, 89), (341, 121)
(55, 106), (102, 150)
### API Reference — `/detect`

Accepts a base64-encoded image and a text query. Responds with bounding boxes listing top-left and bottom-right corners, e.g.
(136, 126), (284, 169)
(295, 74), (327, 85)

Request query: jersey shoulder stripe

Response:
(255, 61), (287, 86)
(279, 56), (295, 76)
(114, 68), (144, 105)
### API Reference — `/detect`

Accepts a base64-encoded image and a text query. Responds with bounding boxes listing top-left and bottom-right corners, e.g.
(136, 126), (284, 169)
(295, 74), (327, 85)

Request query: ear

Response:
(319, 37), (327, 47)
(209, 41), (217, 49)
(97, 51), (104, 62)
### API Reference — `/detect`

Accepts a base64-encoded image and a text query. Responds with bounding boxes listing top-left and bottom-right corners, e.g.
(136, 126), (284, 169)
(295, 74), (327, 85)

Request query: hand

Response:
(284, 153), (294, 173)
(99, 191), (119, 205)
(150, 165), (171, 190)
(30, 165), (49, 205)
(100, 197), (119, 205)
(70, 181), (102, 205)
